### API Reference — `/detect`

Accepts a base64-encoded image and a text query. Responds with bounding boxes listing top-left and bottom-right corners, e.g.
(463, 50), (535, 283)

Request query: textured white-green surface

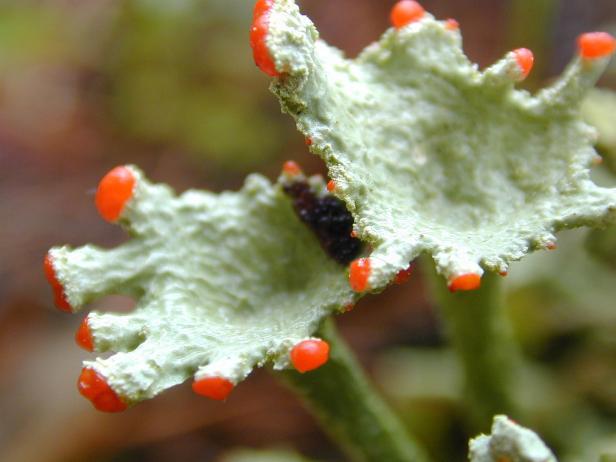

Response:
(469, 415), (557, 462)
(267, 0), (616, 290)
(49, 166), (354, 404)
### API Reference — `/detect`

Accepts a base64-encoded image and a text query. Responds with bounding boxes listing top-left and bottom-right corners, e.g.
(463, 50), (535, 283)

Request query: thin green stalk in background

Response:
(506, 0), (557, 85)
(279, 318), (431, 462)
(424, 260), (520, 430)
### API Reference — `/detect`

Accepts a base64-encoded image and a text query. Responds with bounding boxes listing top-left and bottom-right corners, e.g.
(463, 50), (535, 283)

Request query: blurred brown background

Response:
(1, 1), (616, 461)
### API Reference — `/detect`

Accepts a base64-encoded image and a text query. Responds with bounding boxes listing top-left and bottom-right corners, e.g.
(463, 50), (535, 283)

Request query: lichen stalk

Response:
(423, 260), (520, 429)
(279, 318), (431, 462)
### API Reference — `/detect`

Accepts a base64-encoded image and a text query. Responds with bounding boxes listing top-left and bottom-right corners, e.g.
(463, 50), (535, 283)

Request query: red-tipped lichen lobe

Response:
(192, 377), (234, 401)
(250, 0), (280, 77)
(95, 166), (136, 223)
(349, 258), (371, 292)
(291, 339), (330, 373)
(44, 253), (72, 312)
(78, 368), (127, 413)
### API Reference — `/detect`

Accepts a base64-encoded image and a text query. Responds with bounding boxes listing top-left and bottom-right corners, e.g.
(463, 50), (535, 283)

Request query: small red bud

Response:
(75, 317), (94, 352)
(349, 258), (371, 292)
(253, 0), (273, 18)
(327, 180), (336, 192)
(192, 376), (234, 401)
(78, 368), (127, 413)
(578, 32), (616, 59)
(250, 2), (280, 77)
(282, 160), (302, 176)
(43, 253), (72, 312)
(445, 18), (459, 31)
(291, 339), (330, 373)
(448, 273), (482, 292)
(394, 264), (414, 285)
(390, 1), (425, 29)
(513, 48), (534, 80)
(95, 166), (136, 223)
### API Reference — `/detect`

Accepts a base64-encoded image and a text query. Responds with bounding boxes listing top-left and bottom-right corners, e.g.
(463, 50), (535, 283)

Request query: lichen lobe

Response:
(267, 0), (616, 290)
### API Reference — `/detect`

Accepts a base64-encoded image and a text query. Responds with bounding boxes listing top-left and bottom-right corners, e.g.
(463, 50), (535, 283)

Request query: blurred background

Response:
(1, 0), (616, 461)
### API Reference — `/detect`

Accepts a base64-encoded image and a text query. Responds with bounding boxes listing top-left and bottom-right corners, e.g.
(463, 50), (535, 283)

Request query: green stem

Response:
(277, 318), (431, 462)
(424, 260), (520, 429)
(506, 0), (557, 85)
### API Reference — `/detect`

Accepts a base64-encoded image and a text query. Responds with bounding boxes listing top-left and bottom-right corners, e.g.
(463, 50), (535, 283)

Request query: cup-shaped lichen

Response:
(253, 0), (616, 293)
(45, 165), (355, 411)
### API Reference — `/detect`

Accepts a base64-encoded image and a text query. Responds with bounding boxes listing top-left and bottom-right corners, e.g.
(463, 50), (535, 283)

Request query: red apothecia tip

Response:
(291, 339), (330, 373)
(44, 253), (72, 313)
(513, 48), (534, 80)
(349, 258), (371, 292)
(546, 242), (557, 250)
(343, 303), (355, 313)
(390, 1), (425, 29)
(192, 376), (234, 401)
(499, 271), (508, 277)
(95, 166), (136, 223)
(327, 180), (336, 192)
(577, 32), (616, 59)
(445, 18), (459, 31)
(394, 264), (414, 285)
(305, 137), (313, 146)
(78, 368), (127, 413)
(250, 0), (280, 77)
(448, 273), (482, 292)
(75, 317), (94, 352)
(282, 160), (302, 176)
(253, 0), (273, 18)
(350, 230), (358, 238)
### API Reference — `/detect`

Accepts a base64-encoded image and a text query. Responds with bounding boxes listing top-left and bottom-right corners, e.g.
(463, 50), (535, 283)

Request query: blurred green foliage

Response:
(0, 0), (287, 171)
(106, 0), (284, 169)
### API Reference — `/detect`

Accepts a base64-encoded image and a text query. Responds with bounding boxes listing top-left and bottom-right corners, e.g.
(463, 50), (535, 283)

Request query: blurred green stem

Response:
(424, 260), (520, 430)
(278, 318), (431, 462)
(506, 0), (557, 85)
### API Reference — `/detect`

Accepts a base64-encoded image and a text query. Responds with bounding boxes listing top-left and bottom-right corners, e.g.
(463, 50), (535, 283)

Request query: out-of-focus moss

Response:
(219, 447), (319, 462)
(106, 0), (285, 171)
(582, 88), (616, 174)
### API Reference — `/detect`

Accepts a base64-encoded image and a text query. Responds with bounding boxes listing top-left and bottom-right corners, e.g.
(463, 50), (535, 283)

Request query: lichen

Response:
(264, 0), (616, 291)
(47, 165), (355, 408)
(469, 415), (557, 462)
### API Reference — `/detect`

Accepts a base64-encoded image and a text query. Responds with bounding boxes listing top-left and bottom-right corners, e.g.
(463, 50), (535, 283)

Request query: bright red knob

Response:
(578, 32), (616, 59)
(394, 264), (414, 285)
(448, 273), (482, 292)
(95, 166), (136, 223)
(390, 1), (425, 29)
(291, 339), (330, 373)
(192, 376), (234, 401)
(349, 258), (371, 292)
(250, 8), (280, 77)
(75, 317), (94, 352)
(327, 180), (336, 192)
(253, 0), (273, 18)
(43, 253), (72, 312)
(78, 368), (127, 413)
(513, 48), (534, 80)
(282, 160), (302, 176)
(445, 18), (459, 31)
